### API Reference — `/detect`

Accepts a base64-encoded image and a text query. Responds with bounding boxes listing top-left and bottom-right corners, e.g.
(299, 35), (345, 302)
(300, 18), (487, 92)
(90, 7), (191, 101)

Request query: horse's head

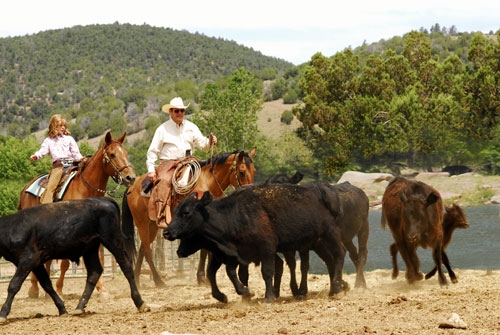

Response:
(227, 148), (257, 188)
(101, 131), (136, 187)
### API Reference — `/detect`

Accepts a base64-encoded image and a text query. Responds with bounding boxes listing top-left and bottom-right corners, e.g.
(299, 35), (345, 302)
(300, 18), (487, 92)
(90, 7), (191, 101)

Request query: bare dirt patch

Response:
(1, 265), (499, 335)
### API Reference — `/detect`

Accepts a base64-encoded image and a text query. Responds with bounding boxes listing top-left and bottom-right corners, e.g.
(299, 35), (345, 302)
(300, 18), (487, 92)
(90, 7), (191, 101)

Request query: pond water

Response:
(309, 205), (500, 274)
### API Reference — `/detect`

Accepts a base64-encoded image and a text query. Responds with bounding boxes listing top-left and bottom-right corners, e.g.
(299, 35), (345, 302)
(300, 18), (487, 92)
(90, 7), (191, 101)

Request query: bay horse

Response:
(121, 148), (256, 288)
(18, 131), (136, 298)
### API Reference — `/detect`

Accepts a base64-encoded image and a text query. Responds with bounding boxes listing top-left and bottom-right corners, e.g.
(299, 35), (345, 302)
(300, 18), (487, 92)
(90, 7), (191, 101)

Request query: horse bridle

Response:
(81, 144), (132, 195)
(210, 152), (248, 195)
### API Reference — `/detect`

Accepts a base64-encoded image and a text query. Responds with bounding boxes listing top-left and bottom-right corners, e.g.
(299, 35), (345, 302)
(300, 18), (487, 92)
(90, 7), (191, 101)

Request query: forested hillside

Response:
(0, 23), (294, 136)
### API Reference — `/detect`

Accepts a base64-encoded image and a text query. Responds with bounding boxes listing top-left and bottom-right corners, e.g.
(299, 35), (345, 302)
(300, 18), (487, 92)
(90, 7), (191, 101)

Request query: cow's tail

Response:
(380, 210), (388, 229)
(121, 190), (137, 263)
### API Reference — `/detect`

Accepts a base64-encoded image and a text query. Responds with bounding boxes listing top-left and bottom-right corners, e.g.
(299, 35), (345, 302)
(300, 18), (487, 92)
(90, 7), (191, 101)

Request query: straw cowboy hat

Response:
(161, 97), (190, 113)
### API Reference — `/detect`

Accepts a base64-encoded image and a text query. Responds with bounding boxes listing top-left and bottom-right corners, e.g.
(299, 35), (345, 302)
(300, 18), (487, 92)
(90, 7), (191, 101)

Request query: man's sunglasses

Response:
(172, 109), (185, 114)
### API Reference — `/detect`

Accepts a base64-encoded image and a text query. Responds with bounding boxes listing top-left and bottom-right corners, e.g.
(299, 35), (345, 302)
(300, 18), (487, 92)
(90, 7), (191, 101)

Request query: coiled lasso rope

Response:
(172, 157), (202, 194)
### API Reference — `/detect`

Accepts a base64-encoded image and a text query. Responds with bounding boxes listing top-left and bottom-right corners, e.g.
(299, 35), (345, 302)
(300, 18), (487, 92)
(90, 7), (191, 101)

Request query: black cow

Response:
(381, 177), (449, 286)
(164, 183), (348, 303)
(441, 165), (473, 176)
(274, 181), (370, 298)
(264, 171), (304, 184)
(0, 197), (149, 323)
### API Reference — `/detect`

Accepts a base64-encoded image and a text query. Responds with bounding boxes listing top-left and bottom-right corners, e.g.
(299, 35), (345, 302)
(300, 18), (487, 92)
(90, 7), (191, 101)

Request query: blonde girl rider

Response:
(30, 114), (88, 203)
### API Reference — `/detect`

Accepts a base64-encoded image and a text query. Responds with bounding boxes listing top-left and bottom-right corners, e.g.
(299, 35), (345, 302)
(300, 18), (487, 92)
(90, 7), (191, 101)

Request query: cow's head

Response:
(400, 188), (442, 244)
(163, 191), (213, 241)
(444, 203), (469, 231)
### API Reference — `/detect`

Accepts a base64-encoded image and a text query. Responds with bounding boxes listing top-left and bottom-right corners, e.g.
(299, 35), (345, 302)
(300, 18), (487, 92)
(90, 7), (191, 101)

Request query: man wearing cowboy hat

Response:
(145, 97), (217, 228)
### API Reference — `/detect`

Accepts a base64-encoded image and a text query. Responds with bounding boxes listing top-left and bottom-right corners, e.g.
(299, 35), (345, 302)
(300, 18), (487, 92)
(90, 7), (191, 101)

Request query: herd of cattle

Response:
(0, 174), (469, 323)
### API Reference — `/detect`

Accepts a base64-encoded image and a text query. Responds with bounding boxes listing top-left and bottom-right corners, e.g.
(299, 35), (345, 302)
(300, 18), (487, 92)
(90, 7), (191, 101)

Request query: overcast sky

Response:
(1, 1), (499, 65)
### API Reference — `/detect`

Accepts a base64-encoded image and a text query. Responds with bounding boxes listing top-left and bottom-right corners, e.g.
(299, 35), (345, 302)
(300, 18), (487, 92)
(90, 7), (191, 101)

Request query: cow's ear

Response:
(200, 191), (213, 205)
(426, 192), (440, 205)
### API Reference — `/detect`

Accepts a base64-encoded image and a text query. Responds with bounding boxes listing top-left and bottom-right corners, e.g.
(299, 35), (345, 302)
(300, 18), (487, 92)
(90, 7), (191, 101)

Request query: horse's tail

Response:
(121, 190), (137, 263)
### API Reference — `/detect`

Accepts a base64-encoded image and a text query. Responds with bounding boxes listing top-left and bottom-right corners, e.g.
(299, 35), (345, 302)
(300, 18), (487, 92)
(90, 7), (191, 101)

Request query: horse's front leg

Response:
(28, 260), (52, 298)
(55, 259), (70, 298)
(95, 245), (108, 296)
(196, 249), (209, 285)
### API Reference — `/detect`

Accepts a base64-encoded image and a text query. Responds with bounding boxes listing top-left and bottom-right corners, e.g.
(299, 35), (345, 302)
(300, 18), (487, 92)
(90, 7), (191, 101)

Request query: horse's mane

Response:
(199, 150), (253, 168)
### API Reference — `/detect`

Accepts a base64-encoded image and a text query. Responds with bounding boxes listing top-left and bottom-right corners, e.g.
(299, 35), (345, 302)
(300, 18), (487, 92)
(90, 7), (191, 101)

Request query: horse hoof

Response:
(0, 317), (7, 324)
(138, 303), (151, 313)
(97, 291), (111, 301)
(70, 309), (85, 316)
(28, 288), (39, 299)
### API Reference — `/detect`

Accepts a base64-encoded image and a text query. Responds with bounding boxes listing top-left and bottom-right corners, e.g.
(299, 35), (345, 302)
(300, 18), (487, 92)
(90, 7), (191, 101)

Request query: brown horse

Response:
(121, 149), (256, 288)
(18, 131), (136, 298)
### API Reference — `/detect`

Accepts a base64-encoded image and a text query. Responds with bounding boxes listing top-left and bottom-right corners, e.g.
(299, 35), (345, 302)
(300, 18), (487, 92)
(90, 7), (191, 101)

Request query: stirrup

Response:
(157, 220), (168, 229)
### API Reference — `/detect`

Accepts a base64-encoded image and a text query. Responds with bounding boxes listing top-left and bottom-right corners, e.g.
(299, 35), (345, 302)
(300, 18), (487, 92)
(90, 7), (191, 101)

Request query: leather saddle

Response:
(25, 166), (79, 201)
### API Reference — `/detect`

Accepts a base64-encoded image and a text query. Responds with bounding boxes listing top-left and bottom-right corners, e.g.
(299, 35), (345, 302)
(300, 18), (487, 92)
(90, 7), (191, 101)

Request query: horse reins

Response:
(210, 151), (246, 196)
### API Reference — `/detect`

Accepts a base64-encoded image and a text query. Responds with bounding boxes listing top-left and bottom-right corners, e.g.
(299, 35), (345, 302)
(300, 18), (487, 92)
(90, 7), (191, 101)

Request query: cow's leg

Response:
(425, 266), (438, 280)
(354, 226), (368, 289)
(72, 249), (104, 314)
(55, 259), (70, 297)
(108, 244), (148, 312)
(427, 251), (457, 283)
(237, 264), (249, 287)
(28, 260), (53, 299)
(206, 256), (227, 303)
(225, 261), (252, 300)
(397, 241), (423, 284)
(314, 241), (348, 296)
(280, 251), (297, 297)
(432, 246), (447, 286)
(389, 243), (400, 279)
(31, 264), (67, 316)
(260, 255), (276, 303)
(1, 263), (65, 323)
(196, 249), (209, 285)
(297, 250), (309, 297)
(441, 251), (457, 283)
(330, 246), (348, 296)
(273, 254), (285, 298)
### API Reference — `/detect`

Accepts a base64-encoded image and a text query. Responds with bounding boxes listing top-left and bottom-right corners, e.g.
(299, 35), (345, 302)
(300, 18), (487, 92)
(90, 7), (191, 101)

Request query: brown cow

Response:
(424, 203), (469, 283)
(381, 176), (449, 286)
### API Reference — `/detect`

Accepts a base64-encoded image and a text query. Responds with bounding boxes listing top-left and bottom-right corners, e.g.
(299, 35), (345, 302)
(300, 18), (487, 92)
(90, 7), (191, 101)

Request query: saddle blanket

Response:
(25, 171), (77, 200)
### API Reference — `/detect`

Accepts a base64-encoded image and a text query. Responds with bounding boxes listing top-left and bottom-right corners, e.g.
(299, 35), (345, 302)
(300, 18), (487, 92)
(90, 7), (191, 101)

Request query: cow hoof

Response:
(138, 303), (151, 313)
(213, 294), (228, 303)
(293, 294), (307, 301)
(264, 294), (276, 303)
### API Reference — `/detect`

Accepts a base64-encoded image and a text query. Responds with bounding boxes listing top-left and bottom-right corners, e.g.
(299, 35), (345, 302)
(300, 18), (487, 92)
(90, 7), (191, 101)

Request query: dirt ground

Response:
(0, 265), (499, 335)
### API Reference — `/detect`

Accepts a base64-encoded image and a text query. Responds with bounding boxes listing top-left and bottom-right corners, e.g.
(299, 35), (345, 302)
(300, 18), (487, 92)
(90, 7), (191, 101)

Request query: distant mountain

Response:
(0, 23), (294, 134)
